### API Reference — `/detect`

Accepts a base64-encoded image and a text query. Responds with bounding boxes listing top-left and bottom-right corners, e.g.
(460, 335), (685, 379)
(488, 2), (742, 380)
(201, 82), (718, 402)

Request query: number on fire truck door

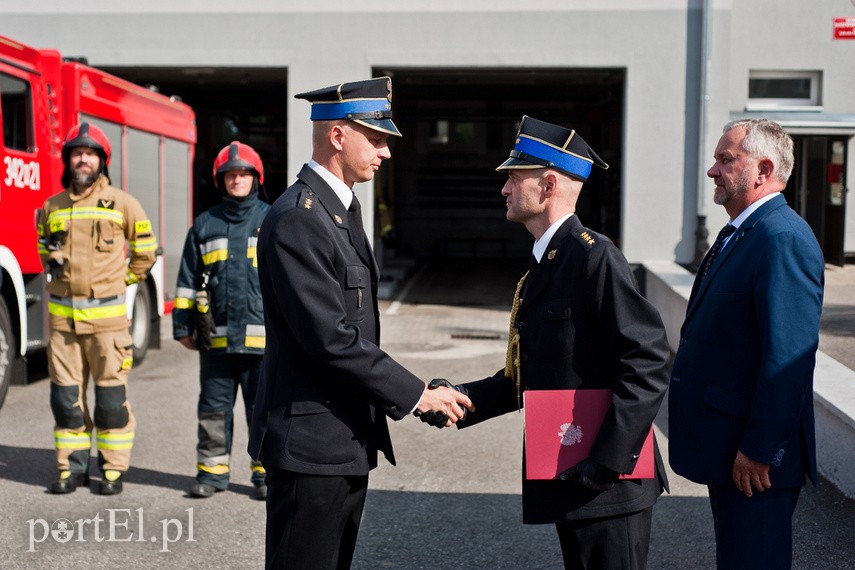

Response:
(3, 156), (41, 191)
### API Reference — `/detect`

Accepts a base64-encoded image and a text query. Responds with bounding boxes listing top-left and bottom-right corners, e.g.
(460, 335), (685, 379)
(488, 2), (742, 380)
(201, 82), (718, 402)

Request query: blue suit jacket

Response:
(669, 194), (824, 488)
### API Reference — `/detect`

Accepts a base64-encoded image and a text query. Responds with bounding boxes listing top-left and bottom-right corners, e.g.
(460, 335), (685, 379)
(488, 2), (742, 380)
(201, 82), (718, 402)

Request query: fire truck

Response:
(0, 35), (196, 410)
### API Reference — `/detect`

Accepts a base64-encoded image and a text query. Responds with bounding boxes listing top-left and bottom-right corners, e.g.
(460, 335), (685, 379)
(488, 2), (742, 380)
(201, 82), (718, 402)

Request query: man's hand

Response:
(177, 336), (197, 351)
(732, 450), (771, 497)
(557, 459), (619, 491)
(414, 380), (473, 428)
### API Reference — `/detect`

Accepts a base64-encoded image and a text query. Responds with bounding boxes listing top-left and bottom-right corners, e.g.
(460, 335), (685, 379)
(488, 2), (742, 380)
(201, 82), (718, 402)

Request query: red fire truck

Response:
(0, 35), (196, 409)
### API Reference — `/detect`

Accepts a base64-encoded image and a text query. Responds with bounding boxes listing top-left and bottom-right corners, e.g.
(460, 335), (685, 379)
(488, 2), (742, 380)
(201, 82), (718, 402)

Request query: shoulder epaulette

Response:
(572, 228), (598, 250)
(292, 188), (316, 211)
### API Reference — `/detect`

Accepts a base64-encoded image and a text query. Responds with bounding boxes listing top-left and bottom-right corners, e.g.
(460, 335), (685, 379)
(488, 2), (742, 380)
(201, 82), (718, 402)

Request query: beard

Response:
(713, 168), (752, 206)
(72, 167), (100, 189)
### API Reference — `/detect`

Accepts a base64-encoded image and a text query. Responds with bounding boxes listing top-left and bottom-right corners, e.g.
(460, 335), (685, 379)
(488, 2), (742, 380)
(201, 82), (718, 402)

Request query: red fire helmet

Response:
(212, 141), (264, 187)
(62, 122), (111, 165)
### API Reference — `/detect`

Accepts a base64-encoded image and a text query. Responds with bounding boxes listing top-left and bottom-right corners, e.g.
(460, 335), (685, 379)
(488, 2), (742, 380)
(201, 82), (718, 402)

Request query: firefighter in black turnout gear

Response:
(174, 142), (270, 500)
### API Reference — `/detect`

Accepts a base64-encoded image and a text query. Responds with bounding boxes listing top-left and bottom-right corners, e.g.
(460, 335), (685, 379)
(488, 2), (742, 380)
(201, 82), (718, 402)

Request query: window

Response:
(0, 72), (34, 151)
(747, 70), (821, 110)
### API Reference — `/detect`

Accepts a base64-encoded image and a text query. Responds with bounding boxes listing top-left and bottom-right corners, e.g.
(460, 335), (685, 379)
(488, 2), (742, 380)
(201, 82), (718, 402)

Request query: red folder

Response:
(523, 389), (654, 480)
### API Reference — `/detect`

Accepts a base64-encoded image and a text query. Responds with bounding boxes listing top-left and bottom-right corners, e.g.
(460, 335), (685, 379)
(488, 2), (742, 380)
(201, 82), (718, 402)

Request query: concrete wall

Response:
(0, 0), (696, 264)
(729, 0), (855, 114)
(1, 0), (853, 262)
(643, 261), (855, 499)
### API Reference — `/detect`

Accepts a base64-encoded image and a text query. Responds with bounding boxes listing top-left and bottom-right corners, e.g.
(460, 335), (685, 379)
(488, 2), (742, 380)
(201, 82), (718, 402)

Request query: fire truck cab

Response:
(0, 35), (196, 410)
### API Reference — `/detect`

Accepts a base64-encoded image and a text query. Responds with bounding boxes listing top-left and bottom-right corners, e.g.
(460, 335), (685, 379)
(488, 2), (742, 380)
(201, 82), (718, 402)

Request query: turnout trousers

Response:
(196, 352), (265, 488)
(48, 328), (136, 474)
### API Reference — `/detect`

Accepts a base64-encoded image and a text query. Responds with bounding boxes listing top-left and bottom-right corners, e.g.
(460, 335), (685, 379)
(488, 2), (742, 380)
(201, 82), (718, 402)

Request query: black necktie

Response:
(347, 195), (371, 261)
(697, 224), (736, 287)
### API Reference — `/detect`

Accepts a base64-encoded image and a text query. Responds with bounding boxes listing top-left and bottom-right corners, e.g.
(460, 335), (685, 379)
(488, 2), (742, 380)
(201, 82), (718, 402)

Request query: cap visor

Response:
(495, 156), (545, 172)
(352, 118), (402, 137)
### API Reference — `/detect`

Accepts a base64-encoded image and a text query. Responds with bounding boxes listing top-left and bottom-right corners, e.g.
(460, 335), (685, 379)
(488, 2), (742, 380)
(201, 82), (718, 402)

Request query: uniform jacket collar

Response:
(296, 164), (377, 271)
(521, 214), (580, 311)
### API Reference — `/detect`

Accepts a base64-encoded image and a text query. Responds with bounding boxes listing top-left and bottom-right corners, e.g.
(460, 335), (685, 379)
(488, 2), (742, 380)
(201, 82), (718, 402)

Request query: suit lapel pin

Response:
(334, 214), (343, 224)
(547, 249), (557, 260)
(303, 197), (313, 209)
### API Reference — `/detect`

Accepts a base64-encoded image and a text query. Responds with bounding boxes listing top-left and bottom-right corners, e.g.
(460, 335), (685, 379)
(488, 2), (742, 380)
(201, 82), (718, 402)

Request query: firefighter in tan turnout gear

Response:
(37, 122), (157, 495)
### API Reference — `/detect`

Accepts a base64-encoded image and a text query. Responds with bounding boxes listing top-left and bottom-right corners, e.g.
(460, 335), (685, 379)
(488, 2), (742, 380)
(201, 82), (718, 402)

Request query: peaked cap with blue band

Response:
(496, 115), (608, 181)
(295, 76), (401, 137)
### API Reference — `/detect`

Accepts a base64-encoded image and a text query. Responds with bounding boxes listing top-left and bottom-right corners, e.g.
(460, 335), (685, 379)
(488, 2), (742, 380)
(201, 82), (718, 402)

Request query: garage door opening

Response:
(103, 66), (288, 215)
(375, 68), (625, 265)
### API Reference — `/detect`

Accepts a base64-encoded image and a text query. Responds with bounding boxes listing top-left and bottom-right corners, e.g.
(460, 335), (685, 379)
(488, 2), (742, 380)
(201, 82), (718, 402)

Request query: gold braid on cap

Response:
(505, 271), (529, 410)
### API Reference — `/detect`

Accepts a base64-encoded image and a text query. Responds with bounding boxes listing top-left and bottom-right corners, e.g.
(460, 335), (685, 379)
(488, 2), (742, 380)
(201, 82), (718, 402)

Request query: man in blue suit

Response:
(669, 119), (824, 569)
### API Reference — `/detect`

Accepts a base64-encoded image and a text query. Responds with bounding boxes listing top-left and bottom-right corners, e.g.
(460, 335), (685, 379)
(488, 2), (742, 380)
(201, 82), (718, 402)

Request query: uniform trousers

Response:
(48, 328), (136, 473)
(555, 507), (653, 570)
(196, 352), (265, 488)
(708, 483), (801, 570)
(264, 467), (369, 570)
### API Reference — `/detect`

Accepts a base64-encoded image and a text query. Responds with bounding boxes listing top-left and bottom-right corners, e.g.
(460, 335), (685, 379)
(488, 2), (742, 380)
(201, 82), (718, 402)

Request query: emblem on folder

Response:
(558, 423), (583, 447)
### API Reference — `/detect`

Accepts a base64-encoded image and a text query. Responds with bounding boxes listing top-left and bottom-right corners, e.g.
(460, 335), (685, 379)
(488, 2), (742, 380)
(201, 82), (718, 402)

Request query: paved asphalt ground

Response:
(0, 258), (853, 569)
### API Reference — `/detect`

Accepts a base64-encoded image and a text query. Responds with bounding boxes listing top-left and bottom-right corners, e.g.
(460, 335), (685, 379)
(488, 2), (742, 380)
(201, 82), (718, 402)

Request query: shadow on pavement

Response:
(0, 444), (254, 498)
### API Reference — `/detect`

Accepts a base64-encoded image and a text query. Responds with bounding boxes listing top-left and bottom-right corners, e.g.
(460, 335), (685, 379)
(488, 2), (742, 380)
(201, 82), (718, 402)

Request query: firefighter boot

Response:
(50, 470), (90, 494)
(251, 463), (267, 501)
(252, 482), (268, 501)
(99, 470), (124, 495)
(189, 482), (224, 498)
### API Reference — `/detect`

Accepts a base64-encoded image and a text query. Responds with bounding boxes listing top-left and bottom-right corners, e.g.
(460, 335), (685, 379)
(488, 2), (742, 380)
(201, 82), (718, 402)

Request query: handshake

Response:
(413, 378), (473, 428)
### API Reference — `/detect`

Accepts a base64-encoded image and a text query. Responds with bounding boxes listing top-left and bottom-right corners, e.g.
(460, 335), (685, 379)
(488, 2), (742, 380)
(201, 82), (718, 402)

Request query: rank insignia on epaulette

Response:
(580, 231), (596, 245)
(334, 214), (343, 224)
(547, 249), (557, 260)
(303, 197), (313, 209)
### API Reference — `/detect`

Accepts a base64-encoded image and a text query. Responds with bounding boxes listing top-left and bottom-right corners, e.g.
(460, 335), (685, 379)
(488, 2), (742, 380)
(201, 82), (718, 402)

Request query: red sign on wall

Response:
(834, 17), (855, 39)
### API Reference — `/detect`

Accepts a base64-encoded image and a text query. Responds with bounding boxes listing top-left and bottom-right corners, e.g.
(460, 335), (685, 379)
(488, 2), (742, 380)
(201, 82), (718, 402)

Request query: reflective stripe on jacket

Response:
(172, 192), (269, 354)
(38, 175), (157, 333)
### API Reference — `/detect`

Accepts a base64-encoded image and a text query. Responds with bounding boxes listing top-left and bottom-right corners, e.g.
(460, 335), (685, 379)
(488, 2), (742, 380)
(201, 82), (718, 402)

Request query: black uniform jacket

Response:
(459, 216), (671, 523)
(248, 165), (424, 476)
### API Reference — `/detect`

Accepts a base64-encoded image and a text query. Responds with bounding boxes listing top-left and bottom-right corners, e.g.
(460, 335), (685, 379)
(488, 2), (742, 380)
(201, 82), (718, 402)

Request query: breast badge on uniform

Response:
(303, 197), (313, 210)
(547, 249), (557, 260)
(334, 214), (343, 225)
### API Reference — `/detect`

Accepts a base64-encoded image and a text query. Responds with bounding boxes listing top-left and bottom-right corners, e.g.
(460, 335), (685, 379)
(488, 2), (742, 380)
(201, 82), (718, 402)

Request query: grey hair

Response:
(723, 119), (794, 184)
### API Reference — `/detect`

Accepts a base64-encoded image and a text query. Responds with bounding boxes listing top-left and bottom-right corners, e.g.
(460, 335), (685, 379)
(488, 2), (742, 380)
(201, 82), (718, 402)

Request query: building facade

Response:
(2, 0), (854, 266)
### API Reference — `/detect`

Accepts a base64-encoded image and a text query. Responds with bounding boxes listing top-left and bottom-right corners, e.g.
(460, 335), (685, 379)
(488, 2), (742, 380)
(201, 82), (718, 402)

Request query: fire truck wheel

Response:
(129, 284), (152, 365)
(0, 297), (24, 410)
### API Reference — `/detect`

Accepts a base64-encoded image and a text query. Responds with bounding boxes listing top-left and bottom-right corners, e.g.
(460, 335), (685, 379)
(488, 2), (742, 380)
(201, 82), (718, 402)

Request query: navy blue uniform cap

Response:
(497, 115), (608, 181)
(295, 76), (401, 137)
